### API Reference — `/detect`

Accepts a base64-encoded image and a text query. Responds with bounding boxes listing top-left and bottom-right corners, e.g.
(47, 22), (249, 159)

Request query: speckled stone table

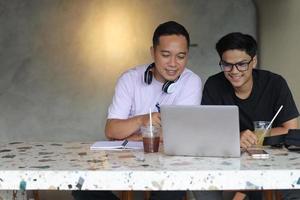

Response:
(0, 142), (300, 191)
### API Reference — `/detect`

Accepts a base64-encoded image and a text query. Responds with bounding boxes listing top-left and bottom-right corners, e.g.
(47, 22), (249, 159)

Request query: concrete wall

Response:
(255, 0), (300, 113)
(0, 0), (256, 142)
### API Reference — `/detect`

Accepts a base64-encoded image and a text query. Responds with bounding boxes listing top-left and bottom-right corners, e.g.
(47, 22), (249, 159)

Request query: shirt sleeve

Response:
(274, 76), (299, 125)
(107, 72), (134, 119)
(173, 73), (202, 105)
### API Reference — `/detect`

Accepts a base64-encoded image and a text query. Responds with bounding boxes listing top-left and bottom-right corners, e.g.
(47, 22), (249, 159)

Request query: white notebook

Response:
(90, 140), (143, 150)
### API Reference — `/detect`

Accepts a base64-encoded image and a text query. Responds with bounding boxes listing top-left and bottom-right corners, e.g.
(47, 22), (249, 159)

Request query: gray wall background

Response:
(255, 0), (300, 114)
(0, 0), (256, 142)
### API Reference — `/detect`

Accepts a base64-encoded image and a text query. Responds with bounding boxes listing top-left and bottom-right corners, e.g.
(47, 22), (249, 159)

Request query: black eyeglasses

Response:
(219, 58), (253, 72)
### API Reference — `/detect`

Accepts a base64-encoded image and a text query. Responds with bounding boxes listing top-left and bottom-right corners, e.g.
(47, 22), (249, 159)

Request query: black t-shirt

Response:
(201, 69), (299, 132)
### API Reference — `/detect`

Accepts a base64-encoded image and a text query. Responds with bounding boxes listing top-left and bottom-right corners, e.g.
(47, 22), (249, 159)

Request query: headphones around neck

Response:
(144, 63), (179, 94)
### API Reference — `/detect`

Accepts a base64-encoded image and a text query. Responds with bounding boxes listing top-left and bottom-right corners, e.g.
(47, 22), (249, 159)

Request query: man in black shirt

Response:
(203, 32), (299, 149)
(195, 32), (299, 200)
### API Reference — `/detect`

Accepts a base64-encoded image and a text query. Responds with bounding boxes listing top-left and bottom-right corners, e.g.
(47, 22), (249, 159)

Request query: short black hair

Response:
(152, 21), (190, 48)
(216, 32), (257, 58)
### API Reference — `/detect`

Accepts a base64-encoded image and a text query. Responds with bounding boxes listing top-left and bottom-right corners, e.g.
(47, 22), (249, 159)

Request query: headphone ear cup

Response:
(162, 81), (175, 93)
(144, 64), (154, 85)
(144, 70), (153, 85)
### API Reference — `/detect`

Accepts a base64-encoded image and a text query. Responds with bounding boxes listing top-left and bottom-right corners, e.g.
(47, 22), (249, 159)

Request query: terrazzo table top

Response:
(0, 142), (300, 191)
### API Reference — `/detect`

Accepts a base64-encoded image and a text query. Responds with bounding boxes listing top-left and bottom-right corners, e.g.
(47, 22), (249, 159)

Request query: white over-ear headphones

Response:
(144, 63), (179, 94)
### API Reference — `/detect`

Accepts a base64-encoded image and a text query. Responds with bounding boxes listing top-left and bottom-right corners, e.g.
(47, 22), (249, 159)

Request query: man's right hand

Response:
(240, 129), (257, 149)
(140, 112), (161, 127)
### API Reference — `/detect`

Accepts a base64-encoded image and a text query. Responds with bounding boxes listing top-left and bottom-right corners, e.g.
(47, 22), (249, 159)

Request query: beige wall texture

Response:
(256, 0), (300, 112)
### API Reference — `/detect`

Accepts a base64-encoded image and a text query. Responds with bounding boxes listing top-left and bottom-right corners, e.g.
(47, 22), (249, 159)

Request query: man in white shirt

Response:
(105, 21), (202, 144)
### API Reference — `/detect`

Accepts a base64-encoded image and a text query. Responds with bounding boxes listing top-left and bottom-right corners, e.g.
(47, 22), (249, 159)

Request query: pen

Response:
(155, 103), (160, 113)
(121, 140), (128, 149)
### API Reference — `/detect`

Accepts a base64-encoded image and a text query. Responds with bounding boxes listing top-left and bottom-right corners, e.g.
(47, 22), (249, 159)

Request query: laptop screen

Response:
(161, 105), (240, 157)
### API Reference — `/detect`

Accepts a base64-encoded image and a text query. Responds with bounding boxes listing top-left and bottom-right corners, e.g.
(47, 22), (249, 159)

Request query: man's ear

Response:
(252, 55), (258, 69)
(150, 46), (154, 60)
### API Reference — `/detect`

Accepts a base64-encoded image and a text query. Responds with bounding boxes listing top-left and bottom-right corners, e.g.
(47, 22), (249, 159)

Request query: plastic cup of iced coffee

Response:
(141, 125), (160, 153)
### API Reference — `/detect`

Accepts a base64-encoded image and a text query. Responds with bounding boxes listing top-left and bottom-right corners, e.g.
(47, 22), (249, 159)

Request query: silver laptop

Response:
(161, 105), (240, 157)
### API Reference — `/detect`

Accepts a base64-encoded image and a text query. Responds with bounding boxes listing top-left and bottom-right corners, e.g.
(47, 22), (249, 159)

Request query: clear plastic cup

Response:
(253, 121), (271, 148)
(140, 125), (160, 153)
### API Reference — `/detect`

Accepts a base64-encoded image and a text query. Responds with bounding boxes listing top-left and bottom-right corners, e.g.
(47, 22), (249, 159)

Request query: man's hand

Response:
(140, 112), (161, 127)
(140, 112), (162, 142)
(240, 129), (257, 149)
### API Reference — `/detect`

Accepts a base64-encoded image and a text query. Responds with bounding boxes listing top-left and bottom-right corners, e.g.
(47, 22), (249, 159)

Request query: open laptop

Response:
(161, 105), (240, 157)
